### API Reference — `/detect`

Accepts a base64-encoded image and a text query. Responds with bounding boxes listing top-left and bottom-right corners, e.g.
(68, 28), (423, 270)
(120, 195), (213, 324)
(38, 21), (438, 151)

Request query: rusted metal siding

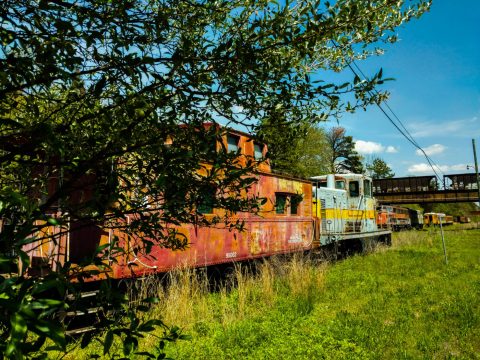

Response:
(113, 173), (314, 279)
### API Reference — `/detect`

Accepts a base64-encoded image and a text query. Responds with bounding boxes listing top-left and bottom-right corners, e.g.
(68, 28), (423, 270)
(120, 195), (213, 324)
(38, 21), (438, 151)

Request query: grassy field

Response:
(69, 227), (480, 359)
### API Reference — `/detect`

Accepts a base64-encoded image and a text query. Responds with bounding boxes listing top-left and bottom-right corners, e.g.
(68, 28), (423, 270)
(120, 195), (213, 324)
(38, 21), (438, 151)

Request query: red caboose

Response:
(20, 128), (314, 280)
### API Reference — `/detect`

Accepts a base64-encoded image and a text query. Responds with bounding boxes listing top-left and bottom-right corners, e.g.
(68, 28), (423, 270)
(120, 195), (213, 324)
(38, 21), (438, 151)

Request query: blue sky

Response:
(332, 0), (480, 177)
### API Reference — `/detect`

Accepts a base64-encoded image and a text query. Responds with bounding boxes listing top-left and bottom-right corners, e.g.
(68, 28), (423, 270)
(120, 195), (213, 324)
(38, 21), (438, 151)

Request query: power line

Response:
(349, 60), (444, 180)
(331, 41), (444, 184)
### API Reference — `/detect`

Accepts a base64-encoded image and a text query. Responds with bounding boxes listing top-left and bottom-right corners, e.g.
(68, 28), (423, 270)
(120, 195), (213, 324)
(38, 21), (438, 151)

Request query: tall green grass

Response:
(68, 228), (480, 359)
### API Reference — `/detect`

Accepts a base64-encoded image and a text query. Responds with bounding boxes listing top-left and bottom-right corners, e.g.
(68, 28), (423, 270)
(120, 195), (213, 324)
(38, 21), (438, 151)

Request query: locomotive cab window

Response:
(335, 181), (345, 190)
(227, 134), (240, 153)
(363, 179), (372, 197)
(349, 181), (360, 197)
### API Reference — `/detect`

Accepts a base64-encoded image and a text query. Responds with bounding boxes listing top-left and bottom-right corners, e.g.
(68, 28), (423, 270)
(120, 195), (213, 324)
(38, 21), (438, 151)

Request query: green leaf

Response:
(142, 296), (160, 304)
(123, 336), (135, 355)
(81, 331), (94, 349)
(104, 330), (114, 355)
(32, 320), (66, 349)
(10, 313), (27, 340)
(47, 217), (59, 225)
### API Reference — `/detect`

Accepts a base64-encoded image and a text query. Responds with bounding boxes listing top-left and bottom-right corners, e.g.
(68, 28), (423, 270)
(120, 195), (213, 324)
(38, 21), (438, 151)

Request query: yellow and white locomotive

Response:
(311, 173), (391, 247)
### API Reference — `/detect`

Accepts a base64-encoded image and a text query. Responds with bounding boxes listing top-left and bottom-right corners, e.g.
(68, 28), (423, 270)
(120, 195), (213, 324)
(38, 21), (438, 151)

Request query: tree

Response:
(423, 202), (479, 218)
(256, 123), (331, 178)
(295, 126), (333, 178)
(326, 127), (364, 174)
(0, 0), (430, 357)
(367, 157), (395, 179)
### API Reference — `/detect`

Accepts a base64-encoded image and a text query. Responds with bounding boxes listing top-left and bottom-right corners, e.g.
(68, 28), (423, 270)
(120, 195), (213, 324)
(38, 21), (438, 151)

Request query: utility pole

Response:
(473, 139), (480, 203)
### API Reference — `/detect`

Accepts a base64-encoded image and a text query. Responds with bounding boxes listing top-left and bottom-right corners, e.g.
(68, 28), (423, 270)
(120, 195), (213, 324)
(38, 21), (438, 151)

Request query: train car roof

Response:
(424, 212), (446, 216)
(310, 173), (373, 181)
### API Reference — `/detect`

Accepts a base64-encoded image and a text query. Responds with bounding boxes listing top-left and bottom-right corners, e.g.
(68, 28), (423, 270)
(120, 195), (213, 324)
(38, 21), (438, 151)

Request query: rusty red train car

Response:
(18, 128), (315, 280)
(114, 172), (313, 278)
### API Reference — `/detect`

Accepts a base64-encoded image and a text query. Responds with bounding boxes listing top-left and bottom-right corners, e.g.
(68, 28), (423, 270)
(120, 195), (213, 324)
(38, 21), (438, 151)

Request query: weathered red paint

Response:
(113, 172), (314, 279)
(17, 127), (315, 281)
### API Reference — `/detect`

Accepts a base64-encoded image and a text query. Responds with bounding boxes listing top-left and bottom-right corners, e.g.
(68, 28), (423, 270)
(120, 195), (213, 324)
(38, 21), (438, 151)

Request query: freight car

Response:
(444, 215), (454, 226)
(453, 215), (471, 223)
(7, 128), (391, 281)
(375, 206), (424, 231)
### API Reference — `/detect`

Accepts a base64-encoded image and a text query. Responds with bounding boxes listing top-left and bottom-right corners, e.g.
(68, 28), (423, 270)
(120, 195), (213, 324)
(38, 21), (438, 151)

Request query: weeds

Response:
(67, 230), (480, 359)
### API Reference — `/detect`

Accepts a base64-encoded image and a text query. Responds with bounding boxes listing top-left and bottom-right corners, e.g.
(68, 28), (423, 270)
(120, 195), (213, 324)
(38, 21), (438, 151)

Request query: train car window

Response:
(197, 188), (215, 214)
(363, 179), (372, 197)
(227, 134), (240, 153)
(208, 137), (217, 155)
(319, 181), (327, 187)
(335, 181), (345, 189)
(349, 181), (360, 197)
(275, 193), (287, 214)
(254, 143), (263, 160)
(290, 194), (303, 215)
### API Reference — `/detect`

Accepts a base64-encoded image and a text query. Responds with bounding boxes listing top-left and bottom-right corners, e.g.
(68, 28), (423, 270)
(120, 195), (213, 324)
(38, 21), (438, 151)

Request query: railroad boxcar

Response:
(454, 215), (471, 223)
(424, 212), (453, 226)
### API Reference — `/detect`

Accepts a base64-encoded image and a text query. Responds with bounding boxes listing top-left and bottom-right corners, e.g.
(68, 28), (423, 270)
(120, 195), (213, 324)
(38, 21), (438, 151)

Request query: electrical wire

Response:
(350, 60), (444, 178)
(330, 41), (444, 185)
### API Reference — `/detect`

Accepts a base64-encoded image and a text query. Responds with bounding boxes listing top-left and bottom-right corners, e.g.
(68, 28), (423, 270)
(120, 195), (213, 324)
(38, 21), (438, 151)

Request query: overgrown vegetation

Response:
(424, 202), (479, 218)
(66, 227), (480, 359)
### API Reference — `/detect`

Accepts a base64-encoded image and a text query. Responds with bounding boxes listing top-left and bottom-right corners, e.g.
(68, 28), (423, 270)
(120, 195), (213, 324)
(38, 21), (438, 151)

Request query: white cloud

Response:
(408, 116), (480, 138)
(354, 140), (399, 155)
(415, 144), (446, 156)
(407, 163), (469, 175)
(449, 163), (470, 171)
(386, 146), (398, 153)
(355, 140), (384, 154)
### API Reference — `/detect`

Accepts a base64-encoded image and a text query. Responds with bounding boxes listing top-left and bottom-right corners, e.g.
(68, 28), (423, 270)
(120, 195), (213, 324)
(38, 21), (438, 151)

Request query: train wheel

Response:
(361, 237), (377, 253)
(384, 234), (392, 246)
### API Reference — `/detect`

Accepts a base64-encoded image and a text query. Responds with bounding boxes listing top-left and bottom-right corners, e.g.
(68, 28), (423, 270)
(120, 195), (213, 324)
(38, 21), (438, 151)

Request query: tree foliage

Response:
(423, 202), (479, 218)
(325, 127), (364, 174)
(262, 124), (332, 178)
(366, 157), (395, 179)
(294, 126), (333, 178)
(0, 0), (430, 357)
